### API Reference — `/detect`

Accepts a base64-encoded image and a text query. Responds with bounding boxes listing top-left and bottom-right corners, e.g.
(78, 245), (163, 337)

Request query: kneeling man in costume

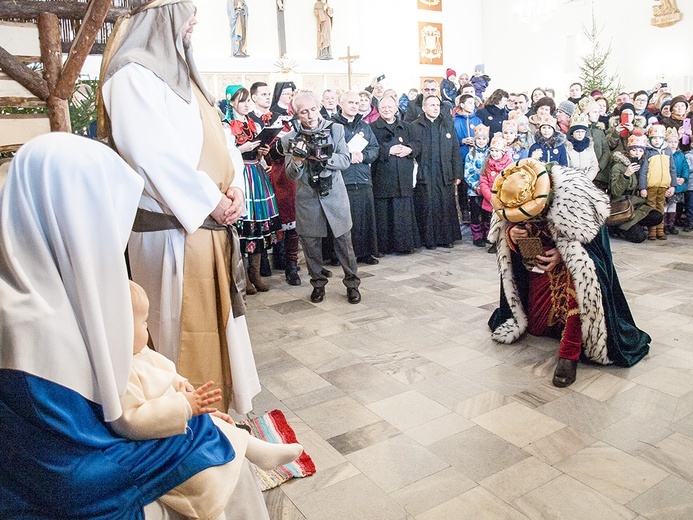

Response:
(487, 158), (650, 387)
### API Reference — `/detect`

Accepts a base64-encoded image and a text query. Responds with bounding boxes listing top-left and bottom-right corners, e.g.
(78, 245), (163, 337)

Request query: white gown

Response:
(103, 63), (260, 414)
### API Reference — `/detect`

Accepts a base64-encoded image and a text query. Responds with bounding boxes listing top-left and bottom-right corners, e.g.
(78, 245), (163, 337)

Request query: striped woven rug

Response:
(239, 409), (316, 491)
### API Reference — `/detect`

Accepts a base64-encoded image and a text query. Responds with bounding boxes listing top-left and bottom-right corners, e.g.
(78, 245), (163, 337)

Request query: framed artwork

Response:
(418, 22), (443, 65)
(418, 0), (442, 11)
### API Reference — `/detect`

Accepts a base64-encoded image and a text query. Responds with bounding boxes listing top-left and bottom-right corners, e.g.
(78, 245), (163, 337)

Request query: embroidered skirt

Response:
(236, 160), (281, 253)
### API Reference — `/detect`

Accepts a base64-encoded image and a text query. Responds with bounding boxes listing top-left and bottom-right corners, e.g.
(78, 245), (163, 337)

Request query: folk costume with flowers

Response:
(487, 159), (650, 386)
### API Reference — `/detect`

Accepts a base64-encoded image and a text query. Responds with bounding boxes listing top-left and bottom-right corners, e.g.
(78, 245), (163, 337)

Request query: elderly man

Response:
(100, 0), (261, 418)
(333, 90), (381, 264)
(282, 91), (361, 304)
(320, 88), (339, 119)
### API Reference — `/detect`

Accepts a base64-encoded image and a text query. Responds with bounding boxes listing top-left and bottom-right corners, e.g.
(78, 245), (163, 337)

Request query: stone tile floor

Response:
(232, 227), (693, 520)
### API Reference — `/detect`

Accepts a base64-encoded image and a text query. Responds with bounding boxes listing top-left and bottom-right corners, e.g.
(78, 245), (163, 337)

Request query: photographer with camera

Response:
(282, 91), (362, 304)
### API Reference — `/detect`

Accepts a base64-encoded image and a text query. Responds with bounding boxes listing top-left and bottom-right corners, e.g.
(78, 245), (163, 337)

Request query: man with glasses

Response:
(405, 79), (453, 123)
(633, 90), (654, 122)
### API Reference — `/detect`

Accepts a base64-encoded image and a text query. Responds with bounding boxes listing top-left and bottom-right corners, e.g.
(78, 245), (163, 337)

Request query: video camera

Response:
(288, 126), (334, 196)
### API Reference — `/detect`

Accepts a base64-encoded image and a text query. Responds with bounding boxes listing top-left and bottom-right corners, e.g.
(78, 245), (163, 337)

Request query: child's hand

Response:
(678, 178), (685, 186)
(179, 381), (222, 416)
(665, 187), (675, 197)
(531, 149), (542, 160)
(640, 189), (648, 198)
(625, 163), (640, 176)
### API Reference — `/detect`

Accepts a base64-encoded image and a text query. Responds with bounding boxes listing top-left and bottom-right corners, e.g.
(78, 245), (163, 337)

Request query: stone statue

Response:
(228, 0), (249, 57)
(314, 0), (333, 60)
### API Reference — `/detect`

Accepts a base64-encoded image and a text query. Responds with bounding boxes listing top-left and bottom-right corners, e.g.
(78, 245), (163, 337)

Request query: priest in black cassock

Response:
(409, 95), (463, 249)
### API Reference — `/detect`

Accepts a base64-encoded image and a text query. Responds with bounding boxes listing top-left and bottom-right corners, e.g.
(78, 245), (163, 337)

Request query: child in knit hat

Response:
(555, 100), (576, 134)
(470, 63), (490, 101)
(663, 127), (690, 234)
(639, 124), (677, 239)
(440, 68), (458, 104)
(464, 124), (491, 247)
(566, 113), (598, 180)
(509, 110), (535, 149)
(479, 133), (513, 253)
(528, 115), (568, 166)
(502, 119), (528, 162)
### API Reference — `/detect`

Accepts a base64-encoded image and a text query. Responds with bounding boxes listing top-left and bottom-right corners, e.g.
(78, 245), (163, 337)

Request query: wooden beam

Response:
(38, 12), (70, 132)
(0, 113), (51, 150)
(55, 0), (112, 99)
(0, 97), (46, 109)
(0, 1), (129, 24)
(0, 45), (48, 100)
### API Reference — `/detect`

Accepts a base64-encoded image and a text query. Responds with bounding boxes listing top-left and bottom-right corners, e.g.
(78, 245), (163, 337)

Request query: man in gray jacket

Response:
(283, 91), (361, 304)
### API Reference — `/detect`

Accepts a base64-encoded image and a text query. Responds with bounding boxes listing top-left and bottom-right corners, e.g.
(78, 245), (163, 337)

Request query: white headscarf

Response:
(0, 133), (144, 421)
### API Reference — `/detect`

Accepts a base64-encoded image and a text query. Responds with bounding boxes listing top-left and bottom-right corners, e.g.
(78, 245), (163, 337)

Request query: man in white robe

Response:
(100, 0), (260, 415)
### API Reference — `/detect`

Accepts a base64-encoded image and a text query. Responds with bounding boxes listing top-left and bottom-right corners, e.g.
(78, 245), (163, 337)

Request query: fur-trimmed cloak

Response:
(487, 164), (650, 367)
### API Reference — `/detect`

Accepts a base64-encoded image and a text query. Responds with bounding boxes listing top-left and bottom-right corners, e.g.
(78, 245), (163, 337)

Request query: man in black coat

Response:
(371, 96), (421, 254)
(409, 95), (463, 248)
(332, 90), (381, 264)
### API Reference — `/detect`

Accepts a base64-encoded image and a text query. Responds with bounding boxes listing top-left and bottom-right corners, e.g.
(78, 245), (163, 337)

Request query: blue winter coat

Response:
(464, 146), (491, 197)
(529, 132), (568, 166)
(453, 111), (483, 164)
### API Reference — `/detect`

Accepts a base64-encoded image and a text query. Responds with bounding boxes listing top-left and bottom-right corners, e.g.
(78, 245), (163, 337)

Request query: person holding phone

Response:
(488, 158), (650, 388)
(606, 103), (647, 153)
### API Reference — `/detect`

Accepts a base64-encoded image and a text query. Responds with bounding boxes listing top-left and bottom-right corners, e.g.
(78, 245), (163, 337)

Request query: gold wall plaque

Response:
(651, 0), (683, 27)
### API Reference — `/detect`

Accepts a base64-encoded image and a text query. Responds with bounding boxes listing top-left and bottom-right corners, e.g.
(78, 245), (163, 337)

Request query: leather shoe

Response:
(310, 287), (325, 303)
(553, 358), (578, 387)
(320, 267), (333, 278)
(347, 287), (361, 304)
(358, 256), (379, 265)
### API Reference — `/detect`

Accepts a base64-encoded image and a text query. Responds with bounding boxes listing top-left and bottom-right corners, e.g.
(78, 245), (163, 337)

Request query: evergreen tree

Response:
(579, 9), (622, 106)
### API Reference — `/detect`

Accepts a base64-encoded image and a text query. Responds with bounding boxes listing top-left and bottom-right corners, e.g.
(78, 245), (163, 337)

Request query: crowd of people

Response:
(221, 69), (692, 299)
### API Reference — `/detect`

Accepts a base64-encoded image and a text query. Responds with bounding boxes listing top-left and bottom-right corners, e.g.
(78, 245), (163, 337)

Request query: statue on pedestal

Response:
(314, 0), (334, 60)
(228, 0), (249, 57)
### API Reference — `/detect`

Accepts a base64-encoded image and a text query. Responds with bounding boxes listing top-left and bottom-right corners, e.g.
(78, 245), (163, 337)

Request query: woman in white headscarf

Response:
(0, 133), (268, 520)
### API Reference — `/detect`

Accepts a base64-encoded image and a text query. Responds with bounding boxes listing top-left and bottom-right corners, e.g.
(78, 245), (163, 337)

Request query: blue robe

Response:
(0, 370), (235, 519)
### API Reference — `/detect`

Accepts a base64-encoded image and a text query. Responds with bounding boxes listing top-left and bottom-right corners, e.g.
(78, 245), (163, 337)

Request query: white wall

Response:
(81, 0), (691, 101)
(481, 0), (693, 100)
(192, 0), (484, 98)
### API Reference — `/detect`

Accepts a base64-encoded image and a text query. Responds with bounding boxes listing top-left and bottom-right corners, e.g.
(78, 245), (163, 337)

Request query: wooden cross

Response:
(339, 46), (359, 89)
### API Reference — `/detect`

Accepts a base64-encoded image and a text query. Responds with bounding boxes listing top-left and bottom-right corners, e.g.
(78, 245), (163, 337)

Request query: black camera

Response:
(288, 129), (334, 196)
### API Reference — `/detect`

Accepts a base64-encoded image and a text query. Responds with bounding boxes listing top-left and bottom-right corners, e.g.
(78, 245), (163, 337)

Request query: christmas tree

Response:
(579, 8), (622, 106)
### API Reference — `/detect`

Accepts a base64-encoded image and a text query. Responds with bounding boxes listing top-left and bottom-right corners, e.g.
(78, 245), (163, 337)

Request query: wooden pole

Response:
(38, 12), (70, 132)
(55, 0), (112, 99)
(0, 45), (49, 100)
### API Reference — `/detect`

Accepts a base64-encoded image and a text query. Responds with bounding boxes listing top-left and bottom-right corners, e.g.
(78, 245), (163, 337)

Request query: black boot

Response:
(272, 240), (286, 270)
(285, 261), (301, 286)
(260, 248), (272, 277)
(553, 358), (578, 387)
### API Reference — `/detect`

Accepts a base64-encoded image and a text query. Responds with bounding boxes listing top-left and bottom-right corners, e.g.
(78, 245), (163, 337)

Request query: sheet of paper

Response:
(347, 133), (368, 154)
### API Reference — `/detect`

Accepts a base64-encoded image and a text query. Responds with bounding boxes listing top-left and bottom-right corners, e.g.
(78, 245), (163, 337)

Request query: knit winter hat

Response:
(474, 124), (490, 138)
(665, 127), (679, 141)
(475, 63), (485, 74)
(569, 113), (588, 132)
(577, 96), (599, 115)
(648, 124), (666, 138)
(557, 100), (575, 117)
(446, 68), (456, 78)
(491, 158), (551, 223)
(670, 95), (690, 111)
(627, 130), (648, 149)
(660, 99), (672, 109)
(490, 133), (507, 151)
(502, 119), (518, 133)
(619, 102), (635, 115)
(537, 115), (557, 131)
